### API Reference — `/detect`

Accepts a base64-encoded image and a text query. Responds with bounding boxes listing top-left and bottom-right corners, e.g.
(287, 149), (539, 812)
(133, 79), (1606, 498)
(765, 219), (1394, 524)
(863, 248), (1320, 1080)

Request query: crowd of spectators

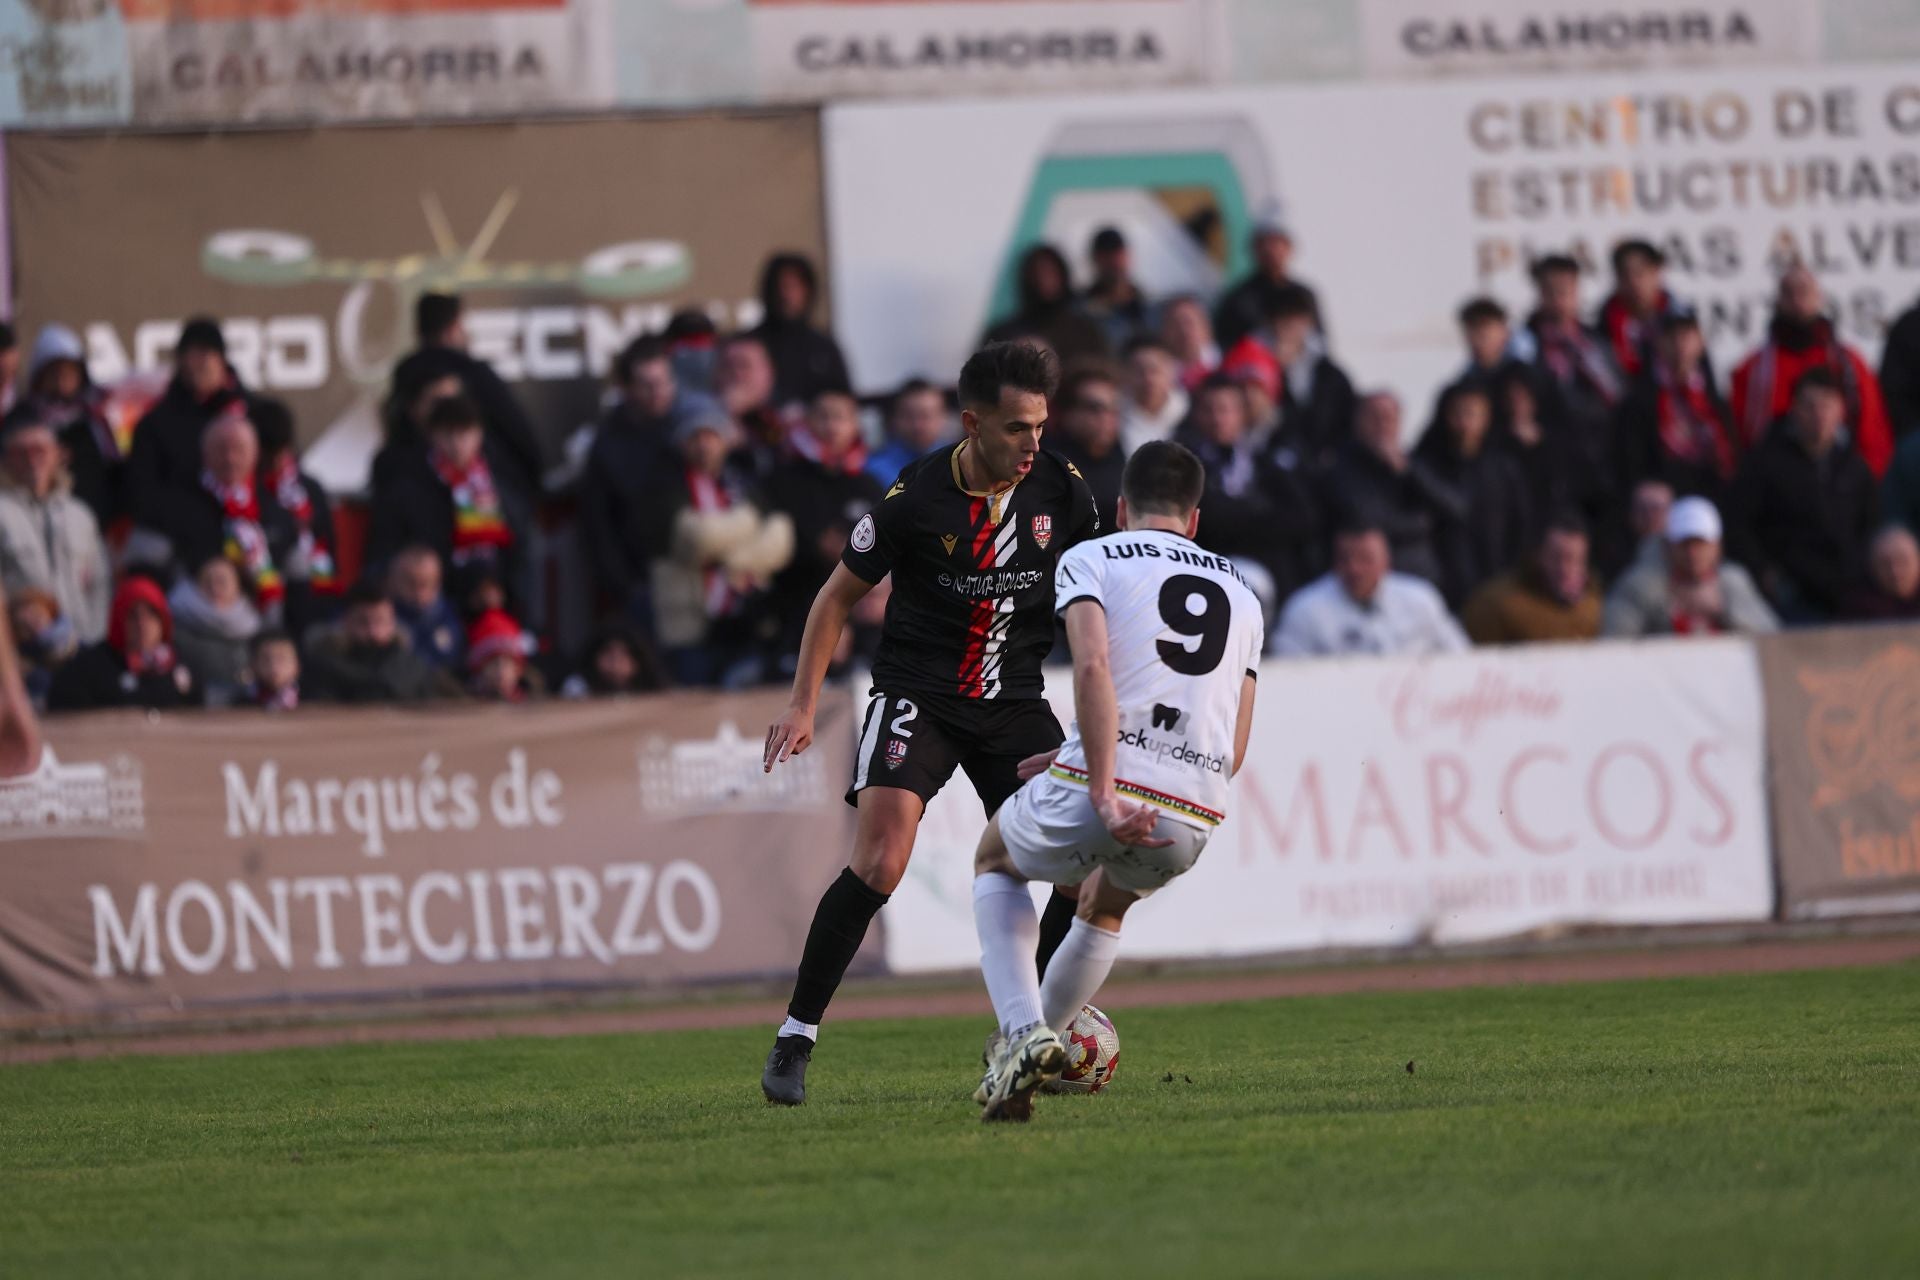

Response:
(7, 223), (1920, 715)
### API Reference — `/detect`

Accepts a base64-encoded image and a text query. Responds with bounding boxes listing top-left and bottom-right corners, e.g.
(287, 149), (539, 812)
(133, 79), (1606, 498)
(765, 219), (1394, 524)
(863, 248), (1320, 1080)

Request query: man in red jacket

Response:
(1730, 265), (1892, 476)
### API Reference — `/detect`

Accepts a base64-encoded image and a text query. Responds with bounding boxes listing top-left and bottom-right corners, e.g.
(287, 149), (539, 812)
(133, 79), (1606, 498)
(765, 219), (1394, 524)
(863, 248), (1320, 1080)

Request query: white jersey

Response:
(1050, 529), (1265, 831)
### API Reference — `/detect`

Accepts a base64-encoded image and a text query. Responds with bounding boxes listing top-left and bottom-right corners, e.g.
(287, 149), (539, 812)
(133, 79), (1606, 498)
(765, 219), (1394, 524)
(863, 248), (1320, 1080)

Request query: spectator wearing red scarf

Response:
(1616, 312), (1740, 511)
(369, 394), (529, 611)
(145, 408), (297, 620)
(1596, 240), (1689, 380)
(1730, 265), (1893, 477)
(252, 398), (341, 633)
(767, 389), (884, 677)
(49, 575), (201, 711)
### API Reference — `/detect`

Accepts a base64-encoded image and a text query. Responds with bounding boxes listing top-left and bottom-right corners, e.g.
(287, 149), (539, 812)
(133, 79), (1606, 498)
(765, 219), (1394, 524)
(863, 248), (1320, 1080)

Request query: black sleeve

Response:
(840, 483), (913, 583)
(577, 447), (636, 603)
(1061, 461), (1101, 547)
(467, 360), (546, 495)
(125, 408), (170, 528)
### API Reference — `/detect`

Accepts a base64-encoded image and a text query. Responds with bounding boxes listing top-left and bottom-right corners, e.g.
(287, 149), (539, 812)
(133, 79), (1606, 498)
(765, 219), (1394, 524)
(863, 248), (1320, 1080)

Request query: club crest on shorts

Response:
(885, 739), (908, 769)
(1031, 514), (1053, 549)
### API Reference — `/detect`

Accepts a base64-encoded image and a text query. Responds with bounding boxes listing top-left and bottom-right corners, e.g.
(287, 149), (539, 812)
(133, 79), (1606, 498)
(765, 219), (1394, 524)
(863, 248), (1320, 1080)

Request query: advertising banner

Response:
(885, 640), (1772, 973)
(0, 693), (863, 1023)
(5, 113), (826, 487)
(1760, 625), (1920, 919)
(744, 0), (1212, 101)
(826, 61), (1920, 421)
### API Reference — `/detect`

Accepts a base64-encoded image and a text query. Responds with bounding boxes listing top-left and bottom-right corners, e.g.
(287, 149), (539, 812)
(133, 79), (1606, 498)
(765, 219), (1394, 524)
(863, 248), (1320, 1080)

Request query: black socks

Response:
(1035, 889), (1077, 980)
(786, 867), (890, 1026)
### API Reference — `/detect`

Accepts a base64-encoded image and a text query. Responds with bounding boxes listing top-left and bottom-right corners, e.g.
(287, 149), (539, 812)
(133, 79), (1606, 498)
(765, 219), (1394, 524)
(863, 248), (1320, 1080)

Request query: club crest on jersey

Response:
(940, 533), (959, 556)
(1031, 515), (1053, 549)
(885, 739), (908, 769)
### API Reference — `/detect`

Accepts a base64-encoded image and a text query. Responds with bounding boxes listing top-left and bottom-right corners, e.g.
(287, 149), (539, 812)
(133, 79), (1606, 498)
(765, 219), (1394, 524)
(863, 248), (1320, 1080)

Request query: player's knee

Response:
(972, 818), (1017, 876)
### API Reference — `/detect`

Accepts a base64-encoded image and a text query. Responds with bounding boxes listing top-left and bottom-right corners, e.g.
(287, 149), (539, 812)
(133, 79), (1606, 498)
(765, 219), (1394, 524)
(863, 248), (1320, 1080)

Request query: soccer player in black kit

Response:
(759, 342), (1099, 1104)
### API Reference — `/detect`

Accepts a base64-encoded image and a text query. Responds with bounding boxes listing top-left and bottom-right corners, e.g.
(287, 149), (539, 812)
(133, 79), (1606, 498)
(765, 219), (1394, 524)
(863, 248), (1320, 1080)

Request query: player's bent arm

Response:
(1231, 673), (1258, 777)
(764, 564), (876, 771)
(1064, 601), (1120, 799)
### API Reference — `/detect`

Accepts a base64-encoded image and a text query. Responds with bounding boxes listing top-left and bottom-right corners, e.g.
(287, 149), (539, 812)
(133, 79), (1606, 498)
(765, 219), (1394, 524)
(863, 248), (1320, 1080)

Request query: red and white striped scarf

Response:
(1655, 366), (1737, 482)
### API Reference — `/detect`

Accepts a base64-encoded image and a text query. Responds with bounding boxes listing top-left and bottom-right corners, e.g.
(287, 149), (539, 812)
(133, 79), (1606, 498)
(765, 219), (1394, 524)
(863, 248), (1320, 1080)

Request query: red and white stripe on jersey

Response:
(957, 497), (1020, 700)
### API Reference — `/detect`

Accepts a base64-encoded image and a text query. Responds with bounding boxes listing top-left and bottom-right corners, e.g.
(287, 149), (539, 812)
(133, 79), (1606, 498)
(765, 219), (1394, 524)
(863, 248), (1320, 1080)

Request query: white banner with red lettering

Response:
(882, 637), (1773, 973)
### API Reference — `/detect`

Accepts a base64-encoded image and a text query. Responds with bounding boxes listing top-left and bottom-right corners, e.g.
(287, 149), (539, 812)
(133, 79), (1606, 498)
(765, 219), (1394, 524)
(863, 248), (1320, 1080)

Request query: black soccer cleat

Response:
(762, 1034), (813, 1106)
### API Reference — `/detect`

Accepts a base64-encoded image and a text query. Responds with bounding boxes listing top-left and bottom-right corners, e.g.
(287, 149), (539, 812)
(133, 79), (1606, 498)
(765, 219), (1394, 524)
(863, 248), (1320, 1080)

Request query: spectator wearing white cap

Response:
(1273, 519), (1468, 658)
(1601, 496), (1777, 637)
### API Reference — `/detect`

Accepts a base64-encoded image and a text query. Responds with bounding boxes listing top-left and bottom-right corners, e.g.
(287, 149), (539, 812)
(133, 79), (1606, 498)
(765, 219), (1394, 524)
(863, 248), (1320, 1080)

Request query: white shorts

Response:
(997, 771), (1211, 896)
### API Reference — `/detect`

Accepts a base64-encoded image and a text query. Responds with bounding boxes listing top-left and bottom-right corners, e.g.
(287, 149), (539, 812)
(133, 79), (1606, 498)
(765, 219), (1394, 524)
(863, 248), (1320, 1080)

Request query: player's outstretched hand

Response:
(1096, 795), (1173, 848)
(1015, 748), (1061, 781)
(763, 707), (815, 773)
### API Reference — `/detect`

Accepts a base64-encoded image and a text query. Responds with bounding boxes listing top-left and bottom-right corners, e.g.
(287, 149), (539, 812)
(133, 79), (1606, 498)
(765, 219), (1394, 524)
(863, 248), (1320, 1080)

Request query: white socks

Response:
(777, 1016), (819, 1043)
(973, 873), (1044, 1035)
(1041, 917), (1121, 1032)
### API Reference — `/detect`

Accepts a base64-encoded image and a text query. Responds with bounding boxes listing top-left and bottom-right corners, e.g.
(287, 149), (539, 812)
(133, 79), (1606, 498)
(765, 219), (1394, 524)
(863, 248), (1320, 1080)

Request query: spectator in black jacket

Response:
(386, 294), (545, 499)
(146, 409), (299, 622)
(1524, 254), (1623, 441)
(24, 324), (121, 529)
(1730, 368), (1881, 622)
(49, 575), (201, 712)
(253, 398), (341, 634)
(767, 389), (882, 672)
(1082, 226), (1157, 352)
(126, 317), (247, 530)
(1214, 216), (1324, 353)
(1415, 380), (1534, 608)
(303, 579), (458, 705)
(368, 395), (531, 613)
(983, 243), (1111, 368)
(1176, 376), (1321, 605)
(579, 337), (722, 623)
(750, 253), (853, 406)
(1615, 311), (1740, 510)
(1248, 283), (1357, 468)
(1047, 367), (1127, 532)
(1324, 391), (1460, 590)
(1878, 291), (1920, 439)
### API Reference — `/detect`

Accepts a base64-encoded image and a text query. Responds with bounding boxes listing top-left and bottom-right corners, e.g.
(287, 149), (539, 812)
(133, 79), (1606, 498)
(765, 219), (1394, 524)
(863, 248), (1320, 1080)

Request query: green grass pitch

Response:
(4, 965), (1918, 1279)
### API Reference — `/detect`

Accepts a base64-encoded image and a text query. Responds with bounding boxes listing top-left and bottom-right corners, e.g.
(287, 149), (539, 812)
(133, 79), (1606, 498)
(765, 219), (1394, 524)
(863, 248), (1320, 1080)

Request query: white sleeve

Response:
(1425, 588), (1470, 654)
(1054, 544), (1105, 617)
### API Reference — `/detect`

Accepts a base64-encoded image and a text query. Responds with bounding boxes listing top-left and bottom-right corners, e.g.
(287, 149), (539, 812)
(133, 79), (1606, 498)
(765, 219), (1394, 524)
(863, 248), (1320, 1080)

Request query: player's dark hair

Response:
(1122, 440), (1206, 518)
(958, 341), (1059, 410)
(425, 393), (483, 433)
(416, 293), (463, 343)
(1457, 297), (1508, 328)
(1611, 238), (1665, 274)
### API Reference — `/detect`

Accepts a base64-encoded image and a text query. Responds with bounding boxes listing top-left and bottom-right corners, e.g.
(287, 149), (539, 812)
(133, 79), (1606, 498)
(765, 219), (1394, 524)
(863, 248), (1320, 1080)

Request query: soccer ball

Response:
(1052, 1004), (1120, 1094)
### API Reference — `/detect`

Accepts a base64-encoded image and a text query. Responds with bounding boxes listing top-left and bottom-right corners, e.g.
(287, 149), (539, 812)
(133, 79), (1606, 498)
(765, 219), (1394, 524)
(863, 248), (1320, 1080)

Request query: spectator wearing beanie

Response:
(303, 579), (458, 704)
(149, 408), (297, 622)
(386, 294), (543, 500)
(8, 586), (77, 712)
(24, 323), (121, 529)
(559, 620), (667, 698)
(983, 243), (1111, 368)
(1413, 380), (1533, 609)
(466, 607), (542, 702)
(168, 555), (261, 707)
(244, 628), (302, 711)
(1730, 368), (1881, 622)
(652, 405), (794, 687)
(50, 575), (201, 711)
(370, 394), (530, 611)
(751, 253), (854, 406)
(1273, 521), (1468, 658)
(1730, 266), (1892, 476)
(1602, 496), (1776, 637)
(126, 317), (247, 529)
(0, 404), (111, 643)
(253, 398), (341, 632)
(1462, 516), (1603, 646)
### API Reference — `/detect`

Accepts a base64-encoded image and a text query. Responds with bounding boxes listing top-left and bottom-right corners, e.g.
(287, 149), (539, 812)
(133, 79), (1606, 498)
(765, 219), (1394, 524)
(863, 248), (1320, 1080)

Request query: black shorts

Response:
(846, 687), (1064, 816)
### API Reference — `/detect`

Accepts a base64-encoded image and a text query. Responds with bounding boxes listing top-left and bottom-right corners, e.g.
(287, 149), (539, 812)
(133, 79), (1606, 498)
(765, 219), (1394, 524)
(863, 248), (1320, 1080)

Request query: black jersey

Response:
(842, 443), (1099, 701)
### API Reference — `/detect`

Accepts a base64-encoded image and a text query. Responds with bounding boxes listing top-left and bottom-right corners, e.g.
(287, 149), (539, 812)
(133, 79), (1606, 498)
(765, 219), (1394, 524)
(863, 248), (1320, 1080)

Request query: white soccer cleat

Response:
(980, 1023), (1067, 1123)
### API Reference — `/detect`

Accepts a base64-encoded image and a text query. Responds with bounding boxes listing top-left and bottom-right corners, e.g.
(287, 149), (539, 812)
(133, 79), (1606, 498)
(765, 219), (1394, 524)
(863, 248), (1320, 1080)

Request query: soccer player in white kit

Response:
(970, 440), (1264, 1121)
